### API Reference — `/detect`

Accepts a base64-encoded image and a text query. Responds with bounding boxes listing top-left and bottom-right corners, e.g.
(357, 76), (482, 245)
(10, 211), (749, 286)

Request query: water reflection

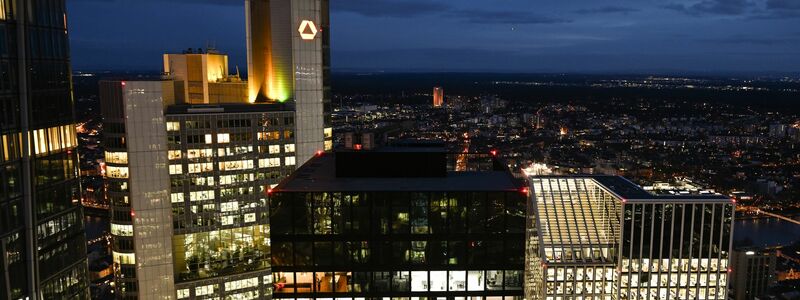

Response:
(734, 216), (800, 247)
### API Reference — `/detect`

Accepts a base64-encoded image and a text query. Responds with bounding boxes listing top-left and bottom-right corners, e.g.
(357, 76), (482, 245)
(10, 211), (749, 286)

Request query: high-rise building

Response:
(433, 87), (444, 107)
(268, 146), (527, 299)
(246, 0), (332, 165)
(0, 1), (89, 299)
(525, 176), (734, 299)
(729, 248), (776, 300)
(101, 78), (297, 299)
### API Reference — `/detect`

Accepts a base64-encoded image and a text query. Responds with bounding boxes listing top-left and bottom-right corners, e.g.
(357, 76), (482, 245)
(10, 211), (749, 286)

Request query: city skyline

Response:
(68, 0), (800, 74)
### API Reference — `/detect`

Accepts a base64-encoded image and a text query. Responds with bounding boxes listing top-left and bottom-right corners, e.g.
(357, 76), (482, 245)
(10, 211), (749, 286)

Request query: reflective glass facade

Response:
(1, 0), (88, 298)
(526, 176), (734, 300)
(269, 191), (526, 299)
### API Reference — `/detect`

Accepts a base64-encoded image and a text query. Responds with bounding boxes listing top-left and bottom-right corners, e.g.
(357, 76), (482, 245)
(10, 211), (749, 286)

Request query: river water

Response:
(734, 216), (800, 247)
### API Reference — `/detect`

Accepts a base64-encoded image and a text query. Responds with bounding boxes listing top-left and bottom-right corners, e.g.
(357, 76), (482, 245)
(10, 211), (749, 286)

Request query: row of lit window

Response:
(273, 270), (522, 294)
(181, 157), (294, 174)
(1, 125), (78, 161)
(36, 210), (80, 240)
(113, 251), (135, 265)
(111, 223), (133, 237)
(177, 277), (262, 299)
(106, 165), (129, 179)
(105, 151), (128, 164)
(620, 258), (729, 273)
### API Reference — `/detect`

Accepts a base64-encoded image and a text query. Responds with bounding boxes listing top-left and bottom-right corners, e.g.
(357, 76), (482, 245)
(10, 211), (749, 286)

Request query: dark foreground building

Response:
(0, 1), (88, 299)
(268, 147), (527, 299)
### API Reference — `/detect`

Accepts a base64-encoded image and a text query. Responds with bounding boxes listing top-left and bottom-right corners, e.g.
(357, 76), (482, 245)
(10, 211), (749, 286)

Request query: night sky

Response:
(68, 0), (800, 74)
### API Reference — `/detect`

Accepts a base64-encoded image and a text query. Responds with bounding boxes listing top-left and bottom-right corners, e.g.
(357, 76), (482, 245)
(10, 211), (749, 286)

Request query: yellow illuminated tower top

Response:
(164, 49), (248, 104)
(246, 0), (294, 103)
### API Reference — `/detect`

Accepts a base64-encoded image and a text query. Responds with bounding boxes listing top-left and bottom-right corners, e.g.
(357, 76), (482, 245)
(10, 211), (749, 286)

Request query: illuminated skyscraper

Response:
(246, 0), (332, 165)
(526, 176), (734, 299)
(101, 77), (297, 299)
(0, 1), (89, 299)
(433, 87), (444, 107)
(268, 146), (527, 299)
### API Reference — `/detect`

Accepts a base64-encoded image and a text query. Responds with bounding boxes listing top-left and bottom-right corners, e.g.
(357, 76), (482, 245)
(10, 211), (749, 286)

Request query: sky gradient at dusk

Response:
(68, 0), (800, 73)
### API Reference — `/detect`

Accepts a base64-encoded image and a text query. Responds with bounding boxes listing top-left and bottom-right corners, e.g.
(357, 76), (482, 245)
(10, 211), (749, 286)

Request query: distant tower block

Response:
(433, 86), (444, 107)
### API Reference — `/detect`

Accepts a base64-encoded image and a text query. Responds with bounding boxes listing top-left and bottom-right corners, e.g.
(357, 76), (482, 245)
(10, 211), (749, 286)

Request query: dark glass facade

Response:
(0, 0), (88, 299)
(269, 182), (526, 298)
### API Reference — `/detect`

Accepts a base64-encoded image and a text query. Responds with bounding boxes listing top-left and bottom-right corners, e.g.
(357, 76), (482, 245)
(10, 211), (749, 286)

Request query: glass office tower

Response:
(269, 148), (527, 299)
(526, 176), (734, 300)
(0, 1), (88, 299)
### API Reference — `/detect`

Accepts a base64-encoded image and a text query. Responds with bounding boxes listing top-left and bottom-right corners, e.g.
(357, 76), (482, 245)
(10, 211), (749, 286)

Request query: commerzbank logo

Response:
(298, 20), (318, 40)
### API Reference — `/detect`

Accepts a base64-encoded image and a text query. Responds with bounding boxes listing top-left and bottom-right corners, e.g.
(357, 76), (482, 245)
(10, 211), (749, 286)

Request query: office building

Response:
(433, 87), (444, 108)
(729, 249), (776, 300)
(246, 0), (333, 165)
(0, 1), (89, 299)
(268, 146), (527, 299)
(526, 176), (734, 299)
(101, 78), (297, 299)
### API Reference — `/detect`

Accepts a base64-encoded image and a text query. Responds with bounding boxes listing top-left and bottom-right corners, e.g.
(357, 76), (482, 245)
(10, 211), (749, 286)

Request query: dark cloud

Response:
(663, 0), (752, 16)
(331, 0), (448, 17)
(573, 6), (640, 15)
(766, 0), (800, 10)
(447, 9), (572, 24)
(332, 0), (569, 24)
(700, 35), (800, 45)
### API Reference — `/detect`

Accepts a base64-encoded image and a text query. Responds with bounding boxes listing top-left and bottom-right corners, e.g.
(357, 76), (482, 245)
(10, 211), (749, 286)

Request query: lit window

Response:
(177, 289), (190, 299)
(430, 271), (446, 291)
(219, 160), (254, 171)
(221, 202), (239, 212)
(411, 271), (428, 291)
(168, 150), (182, 160)
(259, 158), (281, 168)
(324, 127), (333, 139)
(221, 215), (235, 226)
(269, 145), (280, 154)
(324, 140), (333, 151)
(224, 277), (259, 292)
(245, 213), (256, 223)
(468, 271), (485, 291)
(285, 156), (296, 166)
(112, 251), (136, 265)
(284, 144), (295, 153)
(105, 151), (128, 164)
(205, 134), (213, 144)
(169, 164), (183, 175)
(449, 271), (466, 291)
(187, 149), (212, 159)
(217, 133), (230, 144)
(166, 122), (181, 131)
(195, 285), (215, 297)
(190, 190), (215, 201)
(110, 223), (133, 237)
(171, 193), (185, 203)
(188, 163), (213, 173)
(106, 166), (129, 179)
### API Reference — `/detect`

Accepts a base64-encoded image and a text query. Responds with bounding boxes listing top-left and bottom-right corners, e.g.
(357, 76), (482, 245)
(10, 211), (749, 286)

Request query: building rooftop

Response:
(273, 151), (523, 192)
(531, 175), (731, 202)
